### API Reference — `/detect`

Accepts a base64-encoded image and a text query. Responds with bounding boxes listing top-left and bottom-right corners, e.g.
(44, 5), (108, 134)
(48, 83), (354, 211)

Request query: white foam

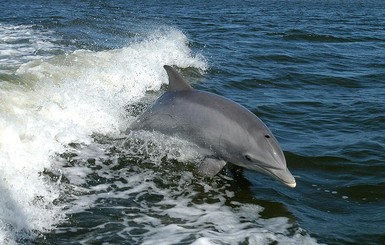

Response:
(51, 139), (319, 245)
(0, 27), (206, 243)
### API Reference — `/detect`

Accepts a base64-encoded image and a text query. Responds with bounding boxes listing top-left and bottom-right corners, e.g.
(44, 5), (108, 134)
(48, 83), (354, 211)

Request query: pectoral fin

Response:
(197, 158), (227, 177)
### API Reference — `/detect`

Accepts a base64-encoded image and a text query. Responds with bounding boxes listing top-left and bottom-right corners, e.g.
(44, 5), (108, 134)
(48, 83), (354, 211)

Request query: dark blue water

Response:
(1, 1), (385, 244)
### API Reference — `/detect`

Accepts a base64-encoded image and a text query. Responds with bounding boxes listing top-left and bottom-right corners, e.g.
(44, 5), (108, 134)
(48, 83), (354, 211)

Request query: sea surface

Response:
(1, 0), (384, 244)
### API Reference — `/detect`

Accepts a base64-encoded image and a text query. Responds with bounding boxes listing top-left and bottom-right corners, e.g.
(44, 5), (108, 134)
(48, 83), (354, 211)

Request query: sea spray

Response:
(0, 26), (207, 243)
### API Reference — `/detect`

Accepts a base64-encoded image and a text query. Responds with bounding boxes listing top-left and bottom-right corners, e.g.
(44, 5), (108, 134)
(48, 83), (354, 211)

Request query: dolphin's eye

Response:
(245, 155), (252, 161)
(264, 135), (270, 139)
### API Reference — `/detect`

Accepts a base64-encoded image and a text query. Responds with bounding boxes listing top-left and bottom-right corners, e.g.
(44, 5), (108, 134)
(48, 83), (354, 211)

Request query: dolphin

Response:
(129, 65), (296, 188)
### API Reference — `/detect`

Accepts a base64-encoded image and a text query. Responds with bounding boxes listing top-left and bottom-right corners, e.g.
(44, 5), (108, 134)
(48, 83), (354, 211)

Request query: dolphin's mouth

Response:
(267, 167), (296, 188)
(251, 164), (296, 188)
(283, 179), (297, 188)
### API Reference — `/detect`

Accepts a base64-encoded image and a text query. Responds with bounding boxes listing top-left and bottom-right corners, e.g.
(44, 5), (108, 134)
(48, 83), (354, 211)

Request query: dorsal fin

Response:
(164, 65), (193, 92)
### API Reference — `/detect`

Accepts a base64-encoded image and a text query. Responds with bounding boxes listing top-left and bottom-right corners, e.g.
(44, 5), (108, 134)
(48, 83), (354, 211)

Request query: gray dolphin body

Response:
(129, 65), (296, 188)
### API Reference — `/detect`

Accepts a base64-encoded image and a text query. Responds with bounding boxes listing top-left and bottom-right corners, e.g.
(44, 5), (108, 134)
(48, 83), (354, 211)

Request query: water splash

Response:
(0, 26), (206, 243)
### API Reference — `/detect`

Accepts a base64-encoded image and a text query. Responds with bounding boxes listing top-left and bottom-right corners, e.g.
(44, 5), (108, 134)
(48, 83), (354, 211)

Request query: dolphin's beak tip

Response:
(286, 180), (296, 188)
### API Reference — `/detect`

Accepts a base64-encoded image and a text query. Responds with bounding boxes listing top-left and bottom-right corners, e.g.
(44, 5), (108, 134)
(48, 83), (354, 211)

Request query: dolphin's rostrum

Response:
(129, 65), (296, 188)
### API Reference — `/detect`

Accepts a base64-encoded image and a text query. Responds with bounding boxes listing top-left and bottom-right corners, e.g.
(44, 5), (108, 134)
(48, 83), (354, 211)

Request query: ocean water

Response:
(1, 0), (384, 244)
